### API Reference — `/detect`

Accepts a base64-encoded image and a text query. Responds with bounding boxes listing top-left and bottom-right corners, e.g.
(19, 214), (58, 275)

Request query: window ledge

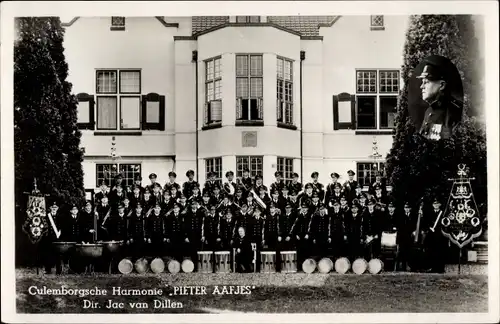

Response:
(277, 122), (297, 130)
(202, 123), (222, 131)
(370, 26), (385, 31)
(355, 130), (394, 135)
(110, 26), (125, 31)
(235, 120), (264, 127)
(94, 131), (142, 136)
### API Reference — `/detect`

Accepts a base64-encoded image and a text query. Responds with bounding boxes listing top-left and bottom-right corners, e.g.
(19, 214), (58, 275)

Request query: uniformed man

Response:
(298, 183), (314, 207)
(233, 186), (246, 207)
(369, 172), (388, 198)
(106, 202), (130, 272)
(269, 189), (285, 214)
(223, 171), (238, 198)
(109, 184), (127, 209)
(362, 199), (383, 259)
(339, 196), (350, 214)
(345, 202), (364, 262)
(142, 188), (155, 216)
(417, 55), (463, 141)
(270, 171), (286, 196)
(327, 182), (343, 207)
(325, 172), (341, 205)
(291, 203), (312, 263)
(245, 191), (257, 211)
(424, 197), (447, 273)
(122, 197), (132, 217)
(235, 203), (252, 234)
(217, 209), (237, 251)
(178, 193), (189, 213)
(218, 193), (236, 217)
(129, 185), (143, 210)
(288, 172), (303, 195)
(307, 205), (331, 258)
(397, 202), (416, 271)
(40, 202), (63, 274)
(96, 195), (112, 240)
(329, 200), (346, 258)
(278, 202), (298, 251)
(133, 175), (144, 195)
(111, 174), (126, 193)
(253, 174), (268, 194)
(200, 191), (212, 213)
(233, 226), (253, 273)
(146, 173), (158, 193)
(152, 182), (163, 205)
(263, 203), (279, 251)
(358, 193), (368, 213)
(343, 170), (358, 203)
(237, 168), (253, 195)
(127, 202), (146, 259)
(161, 189), (175, 213)
(183, 201), (205, 262)
(183, 169), (199, 199)
(164, 172), (181, 193)
(61, 204), (82, 242)
(145, 203), (166, 258)
(165, 203), (185, 261)
(201, 205), (219, 251)
(188, 183), (202, 205)
(281, 186), (290, 202)
(310, 172), (325, 202)
(248, 206), (265, 270)
(257, 186), (271, 210)
(203, 172), (218, 196)
(287, 190), (300, 210)
(211, 184), (224, 207)
(170, 185), (182, 202)
(383, 200), (398, 232)
(373, 185), (388, 211)
(95, 181), (110, 206)
(354, 183), (364, 201)
(79, 201), (96, 243)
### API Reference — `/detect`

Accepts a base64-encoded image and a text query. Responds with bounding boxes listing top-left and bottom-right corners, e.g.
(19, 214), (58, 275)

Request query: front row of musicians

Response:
(41, 192), (447, 274)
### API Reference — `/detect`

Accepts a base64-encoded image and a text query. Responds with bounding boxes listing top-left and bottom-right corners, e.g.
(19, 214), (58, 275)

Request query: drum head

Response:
(150, 258), (165, 274)
(167, 260), (181, 274)
(334, 257), (350, 274)
(135, 258), (149, 273)
(353, 258), (367, 274)
(318, 258), (333, 274)
(181, 259), (195, 273)
(118, 258), (133, 274)
(368, 259), (383, 274)
(302, 258), (317, 274)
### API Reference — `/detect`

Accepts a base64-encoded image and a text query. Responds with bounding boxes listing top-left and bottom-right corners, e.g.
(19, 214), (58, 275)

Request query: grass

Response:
(16, 268), (488, 314)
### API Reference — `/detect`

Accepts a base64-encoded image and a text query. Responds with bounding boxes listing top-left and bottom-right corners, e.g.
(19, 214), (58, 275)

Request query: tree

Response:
(385, 15), (487, 214)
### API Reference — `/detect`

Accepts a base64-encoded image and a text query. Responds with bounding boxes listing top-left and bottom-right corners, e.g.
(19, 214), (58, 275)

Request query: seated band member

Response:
(165, 203), (185, 261)
(201, 205), (218, 251)
(291, 203), (312, 265)
(270, 171), (286, 196)
(217, 209), (237, 251)
(288, 172), (303, 195)
(164, 171), (181, 193)
(183, 169), (199, 199)
(310, 172), (325, 202)
(234, 226), (253, 273)
(263, 203), (279, 251)
(362, 199), (382, 259)
(127, 202), (146, 259)
(325, 172), (341, 205)
(178, 193), (189, 212)
(329, 200), (346, 259)
(145, 203), (166, 258)
(345, 202), (364, 262)
(278, 202), (298, 251)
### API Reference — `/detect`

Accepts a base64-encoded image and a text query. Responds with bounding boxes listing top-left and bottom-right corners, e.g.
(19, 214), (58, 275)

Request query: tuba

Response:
(224, 181), (236, 196)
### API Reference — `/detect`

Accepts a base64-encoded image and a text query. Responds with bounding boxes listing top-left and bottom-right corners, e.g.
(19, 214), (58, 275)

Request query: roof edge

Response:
(194, 22), (302, 38)
(155, 17), (179, 28)
(61, 17), (80, 27)
(318, 16), (342, 28)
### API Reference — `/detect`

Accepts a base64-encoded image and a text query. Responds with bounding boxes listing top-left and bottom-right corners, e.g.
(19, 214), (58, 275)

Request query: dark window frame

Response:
(236, 54), (264, 123)
(204, 56), (223, 126)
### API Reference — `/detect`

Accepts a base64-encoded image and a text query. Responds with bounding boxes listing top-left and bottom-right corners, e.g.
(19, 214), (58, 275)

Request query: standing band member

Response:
(398, 202), (416, 271)
(106, 202), (130, 272)
(145, 203), (166, 258)
(254, 174), (267, 194)
(202, 205), (219, 251)
(129, 185), (143, 210)
(217, 209), (237, 251)
(325, 172), (341, 205)
(343, 170), (358, 203)
(183, 169), (198, 199)
(97, 195), (111, 240)
(41, 202), (62, 274)
(165, 203), (185, 261)
(95, 181), (110, 206)
(424, 197), (447, 273)
(346, 202), (363, 262)
(183, 201), (205, 263)
(329, 200), (346, 259)
(362, 199), (382, 259)
(164, 172), (181, 194)
(310, 172), (325, 202)
(223, 171), (237, 198)
(127, 203), (146, 260)
(248, 206), (265, 270)
(298, 183), (314, 208)
(203, 172), (218, 197)
(237, 168), (253, 196)
(288, 172), (303, 195)
(146, 173), (159, 193)
(80, 201), (96, 243)
(263, 203), (279, 251)
(270, 171), (285, 197)
(133, 175), (144, 195)
(308, 205), (331, 259)
(291, 203), (311, 265)
(278, 202), (297, 251)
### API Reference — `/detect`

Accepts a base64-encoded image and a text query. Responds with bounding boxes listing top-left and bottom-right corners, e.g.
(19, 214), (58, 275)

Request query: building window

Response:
(236, 156), (263, 180)
(204, 57), (222, 125)
(356, 69), (399, 130)
(96, 163), (141, 188)
(236, 16), (261, 23)
(277, 57), (293, 125)
(277, 157), (294, 184)
(111, 17), (126, 30)
(370, 15), (384, 30)
(96, 69), (141, 130)
(205, 157), (223, 185)
(356, 162), (385, 187)
(236, 54), (263, 121)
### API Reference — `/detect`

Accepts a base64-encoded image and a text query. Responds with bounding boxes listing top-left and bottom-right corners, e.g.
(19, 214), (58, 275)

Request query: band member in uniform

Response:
(142, 188), (155, 215)
(203, 172), (218, 196)
(129, 185), (143, 210)
(309, 191), (323, 215)
(145, 203), (166, 258)
(253, 174), (267, 194)
(111, 174), (125, 193)
(292, 203), (312, 264)
(270, 171), (286, 196)
(79, 201), (96, 243)
(200, 191), (212, 212)
(358, 193), (368, 212)
(424, 197), (447, 273)
(40, 202), (63, 274)
(340, 196), (350, 214)
(369, 172), (387, 198)
(170, 185), (182, 202)
(329, 200), (346, 258)
(109, 184), (127, 209)
(235, 203), (252, 233)
(288, 190), (300, 210)
(298, 183), (314, 207)
(201, 205), (219, 251)
(122, 197), (132, 217)
(61, 204), (82, 241)
(233, 187), (246, 207)
(211, 185), (224, 206)
(183, 201), (205, 263)
(263, 203), (279, 251)
(383, 200), (398, 232)
(281, 186), (290, 202)
(245, 191), (257, 210)
(248, 206), (265, 270)
(161, 189), (175, 212)
(310, 172), (325, 202)
(345, 202), (364, 262)
(164, 172), (181, 193)
(354, 183), (364, 201)
(188, 183), (202, 205)
(269, 189), (285, 214)
(217, 209), (237, 251)
(257, 186), (271, 209)
(278, 202), (298, 251)
(223, 171), (238, 198)
(325, 172), (341, 205)
(178, 193), (189, 213)
(234, 226), (253, 273)
(373, 185), (388, 211)
(96, 195), (112, 240)
(152, 182), (163, 205)
(237, 168), (253, 195)
(362, 199), (382, 259)
(307, 205), (331, 258)
(127, 202), (146, 260)
(95, 181), (110, 206)
(398, 202), (416, 271)
(288, 172), (303, 194)
(165, 203), (185, 261)
(183, 170), (199, 199)
(343, 170), (358, 203)
(133, 175), (144, 195)
(106, 202), (130, 272)
(327, 182), (344, 207)
(218, 193), (237, 216)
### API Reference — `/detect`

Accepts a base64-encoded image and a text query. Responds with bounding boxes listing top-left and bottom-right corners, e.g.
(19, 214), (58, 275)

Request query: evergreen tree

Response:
(385, 15), (487, 214)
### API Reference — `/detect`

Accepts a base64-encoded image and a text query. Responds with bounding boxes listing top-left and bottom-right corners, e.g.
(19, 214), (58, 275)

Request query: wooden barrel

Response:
(368, 258), (384, 274)
(134, 257), (149, 274)
(334, 257), (351, 274)
(163, 257), (181, 274)
(150, 257), (165, 273)
(118, 258), (134, 274)
(181, 258), (195, 273)
(318, 258), (333, 273)
(352, 258), (368, 274)
(302, 258), (317, 274)
(197, 251), (214, 273)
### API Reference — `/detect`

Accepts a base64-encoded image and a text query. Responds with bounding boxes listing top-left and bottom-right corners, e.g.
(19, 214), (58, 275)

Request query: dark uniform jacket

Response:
(79, 210), (95, 242)
(298, 192), (314, 208)
(165, 213), (184, 242)
(107, 213), (128, 241)
(183, 180), (199, 199)
(290, 211), (311, 239)
(95, 190), (109, 206)
(163, 181), (181, 193)
(311, 182), (325, 201)
(257, 193), (271, 209)
(345, 212), (364, 244)
(419, 99), (459, 141)
(362, 209), (383, 238)
(161, 198), (175, 214)
(288, 181), (303, 195)
(222, 181), (238, 197)
(368, 180), (388, 197)
(203, 181), (218, 196)
(202, 214), (219, 242)
(96, 203), (112, 233)
(233, 235), (253, 259)
(183, 208), (205, 242)
(248, 216), (265, 243)
(60, 214), (83, 242)
(152, 192), (163, 206)
(325, 182), (341, 205)
(129, 193), (143, 210)
(269, 197), (287, 214)
(263, 213), (279, 243)
(278, 211), (297, 239)
(308, 212), (330, 241)
(254, 184), (268, 195)
(128, 214), (146, 242)
(211, 194), (224, 207)
(235, 211), (252, 232)
(109, 191), (127, 209)
(218, 217), (237, 244)
(237, 177), (253, 194)
(142, 196), (155, 214)
(145, 212), (166, 242)
(270, 181), (286, 195)
(397, 210), (416, 246)
(343, 180), (358, 202)
(329, 210), (345, 241)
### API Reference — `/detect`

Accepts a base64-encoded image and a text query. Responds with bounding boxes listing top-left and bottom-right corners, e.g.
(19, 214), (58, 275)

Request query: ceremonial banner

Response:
(22, 195), (49, 244)
(441, 164), (482, 248)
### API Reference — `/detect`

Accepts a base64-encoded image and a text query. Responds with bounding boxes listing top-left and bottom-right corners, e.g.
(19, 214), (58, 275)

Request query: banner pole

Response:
(458, 248), (462, 275)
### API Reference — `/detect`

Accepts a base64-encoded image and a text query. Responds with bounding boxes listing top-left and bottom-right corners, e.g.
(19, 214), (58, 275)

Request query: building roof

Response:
(192, 16), (338, 36)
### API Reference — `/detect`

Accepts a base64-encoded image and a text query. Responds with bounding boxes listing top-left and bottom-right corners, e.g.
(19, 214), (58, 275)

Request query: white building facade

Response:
(63, 15), (410, 193)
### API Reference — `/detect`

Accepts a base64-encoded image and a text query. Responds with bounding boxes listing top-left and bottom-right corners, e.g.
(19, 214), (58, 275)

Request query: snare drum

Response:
(334, 257), (351, 274)
(181, 257), (195, 273)
(260, 251), (276, 273)
(302, 258), (317, 274)
(197, 251), (214, 273)
(163, 257), (181, 274)
(280, 251), (297, 273)
(381, 232), (397, 249)
(134, 257), (149, 274)
(368, 258), (384, 274)
(318, 258), (334, 274)
(352, 258), (368, 274)
(214, 251), (231, 273)
(150, 257), (165, 274)
(118, 258), (134, 274)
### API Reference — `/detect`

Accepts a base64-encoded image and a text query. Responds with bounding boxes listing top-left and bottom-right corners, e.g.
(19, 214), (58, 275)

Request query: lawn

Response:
(16, 268), (488, 314)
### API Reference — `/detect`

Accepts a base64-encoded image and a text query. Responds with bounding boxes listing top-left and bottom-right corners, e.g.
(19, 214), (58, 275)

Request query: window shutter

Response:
(142, 93), (165, 130)
(236, 98), (243, 120)
(76, 93), (95, 130)
(257, 98), (263, 120)
(333, 92), (355, 130)
(204, 102), (210, 125)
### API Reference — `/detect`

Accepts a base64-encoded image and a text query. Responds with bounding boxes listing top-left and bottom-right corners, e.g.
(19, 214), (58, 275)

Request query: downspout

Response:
(300, 51), (305, 183)
(193, 50), (199, 182)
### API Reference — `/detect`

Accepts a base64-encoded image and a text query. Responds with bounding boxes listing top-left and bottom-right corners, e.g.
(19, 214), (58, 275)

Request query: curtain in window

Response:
(121, 97), (140, 129)
(97, 97), (117, 129)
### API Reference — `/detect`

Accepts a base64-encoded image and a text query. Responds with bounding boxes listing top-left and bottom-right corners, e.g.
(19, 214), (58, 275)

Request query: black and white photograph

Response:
(1, 1), (499, 323)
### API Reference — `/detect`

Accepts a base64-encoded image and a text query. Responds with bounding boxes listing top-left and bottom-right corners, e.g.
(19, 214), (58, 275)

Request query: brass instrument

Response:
(414, 203), (423, 244)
